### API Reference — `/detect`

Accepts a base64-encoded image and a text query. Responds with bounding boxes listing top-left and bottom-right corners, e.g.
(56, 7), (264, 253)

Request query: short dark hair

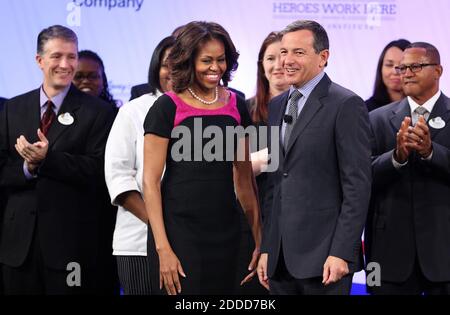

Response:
(148, 36), (175, 94)
(37, 25), (78, 55)
(78, 50), (116, 106)
(407, 42), (441, 64)
(281, 20), (329, 53)
(371, 39), (411, 106)
(168, 21), (239, 93)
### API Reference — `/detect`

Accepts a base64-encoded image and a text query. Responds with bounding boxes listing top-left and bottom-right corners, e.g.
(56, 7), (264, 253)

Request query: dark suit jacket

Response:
(0, 97), (6, 216)
(129, 83), (150, 101)
(366, 94), (450, 282)
(365, 96), (387, 113)
(0, 85), (115, 277)
(0, 97), (6, 206)
(0, 97), (6, 110)
(0, 97), (6, 294)
(261, 74), (372, 279)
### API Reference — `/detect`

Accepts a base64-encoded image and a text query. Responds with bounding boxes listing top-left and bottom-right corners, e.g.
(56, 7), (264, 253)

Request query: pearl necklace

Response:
(187, 86), (219, 105)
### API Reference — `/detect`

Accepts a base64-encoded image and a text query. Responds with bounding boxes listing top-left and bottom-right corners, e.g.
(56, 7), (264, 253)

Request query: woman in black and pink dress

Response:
(143, 21), (262, 295)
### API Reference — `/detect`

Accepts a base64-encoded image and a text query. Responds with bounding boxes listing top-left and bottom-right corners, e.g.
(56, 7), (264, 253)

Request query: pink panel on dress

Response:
(166, 91), (241, 127)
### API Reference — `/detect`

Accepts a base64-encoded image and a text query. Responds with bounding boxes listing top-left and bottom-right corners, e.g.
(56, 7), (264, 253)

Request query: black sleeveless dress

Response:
(144, 91), (252, 294)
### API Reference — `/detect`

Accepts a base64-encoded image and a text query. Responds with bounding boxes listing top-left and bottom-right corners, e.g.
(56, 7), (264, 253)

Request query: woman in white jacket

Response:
(104, 36), (174, 294)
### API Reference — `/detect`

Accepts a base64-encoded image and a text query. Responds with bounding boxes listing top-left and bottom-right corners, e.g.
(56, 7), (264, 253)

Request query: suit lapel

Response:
(46, 85), (82, 148)
(276, 92), (289, 127)
(274, 92), (289, 156)
(428, 93), (450, 139)
(389, 98), (411, 132)
(25, 89), (42, 142)
(284, 75), (329, 155)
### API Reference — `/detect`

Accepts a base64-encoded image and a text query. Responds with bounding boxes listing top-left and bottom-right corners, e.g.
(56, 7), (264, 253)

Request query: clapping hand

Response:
(406, 116), (432, 158)
(15, 129), (49, 173)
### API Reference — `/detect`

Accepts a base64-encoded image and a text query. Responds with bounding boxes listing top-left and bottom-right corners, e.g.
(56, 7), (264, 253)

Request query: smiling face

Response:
(382, 46), (403, 94)
(73, 57), (104, 97)
(400, 47), (442, 104)
(263, 41), (288, 92)
(36, 38), (78, 97)
(192, 38), (227, 93)
(280, 29), (328, 88)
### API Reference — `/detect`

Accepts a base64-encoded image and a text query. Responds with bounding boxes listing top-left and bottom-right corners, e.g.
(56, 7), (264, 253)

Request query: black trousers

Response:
(2, 224), (92, 295)
(370, 257), (450, 295)
(116, 255), (153, 295)
(269, 249), (353, 295)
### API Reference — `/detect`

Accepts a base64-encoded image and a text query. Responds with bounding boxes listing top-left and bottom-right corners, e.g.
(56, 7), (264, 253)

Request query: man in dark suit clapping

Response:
(0, 25), (115, 294)
(366, 42), (450, 295)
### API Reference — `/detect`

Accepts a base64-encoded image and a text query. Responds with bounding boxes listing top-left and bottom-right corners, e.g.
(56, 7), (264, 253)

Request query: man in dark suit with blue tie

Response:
(0, 25), (116, 294)
(365, 42), (450, 294)
(257, 20), (371, 295)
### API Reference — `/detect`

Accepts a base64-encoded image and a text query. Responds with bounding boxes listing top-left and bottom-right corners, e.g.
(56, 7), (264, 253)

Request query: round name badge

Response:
(429, 116), (445, 129)
(58, 112), (74, 126)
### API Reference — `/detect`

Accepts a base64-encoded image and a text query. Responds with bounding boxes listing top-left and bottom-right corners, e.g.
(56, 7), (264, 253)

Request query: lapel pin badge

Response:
(58, 112), (74, 126)
(429, 116), (445, 129)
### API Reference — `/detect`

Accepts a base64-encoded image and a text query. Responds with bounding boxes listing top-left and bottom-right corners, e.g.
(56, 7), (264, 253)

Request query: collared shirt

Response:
(392, 90), (441, 169)
(408, 90), (441, 125)
(281, 71), (325, 143)
(23, 85), (71, 179)
(39, 84), (70, 117)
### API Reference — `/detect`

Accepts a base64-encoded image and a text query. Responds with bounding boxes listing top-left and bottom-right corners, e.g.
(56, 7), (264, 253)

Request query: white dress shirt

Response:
(408, 90), (440, 125)
(105, 92), (161, 256)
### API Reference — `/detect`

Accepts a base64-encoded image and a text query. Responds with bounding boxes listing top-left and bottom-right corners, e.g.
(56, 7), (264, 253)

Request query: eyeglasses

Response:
(73, 72), (101, 81)
(394, 63), (438, 74)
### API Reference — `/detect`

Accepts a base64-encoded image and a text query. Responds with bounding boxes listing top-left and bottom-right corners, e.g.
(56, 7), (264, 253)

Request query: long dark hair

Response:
(371, 39), (411, 105)
(252, 32), (282, 124)
(78, 50), (117, 106)
(168, 21), (239, 93)
(147, 36), (175, 95)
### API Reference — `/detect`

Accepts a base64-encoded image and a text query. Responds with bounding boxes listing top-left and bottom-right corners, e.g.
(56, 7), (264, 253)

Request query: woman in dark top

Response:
(143, 21), (261, 295)
(365, 39), (410, 112)
(247, 31), (289, 210)
(73, 50), (120, 112)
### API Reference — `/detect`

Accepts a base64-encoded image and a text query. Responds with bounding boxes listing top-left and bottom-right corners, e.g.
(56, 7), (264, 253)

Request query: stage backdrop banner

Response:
(0, 0), (449, 102)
